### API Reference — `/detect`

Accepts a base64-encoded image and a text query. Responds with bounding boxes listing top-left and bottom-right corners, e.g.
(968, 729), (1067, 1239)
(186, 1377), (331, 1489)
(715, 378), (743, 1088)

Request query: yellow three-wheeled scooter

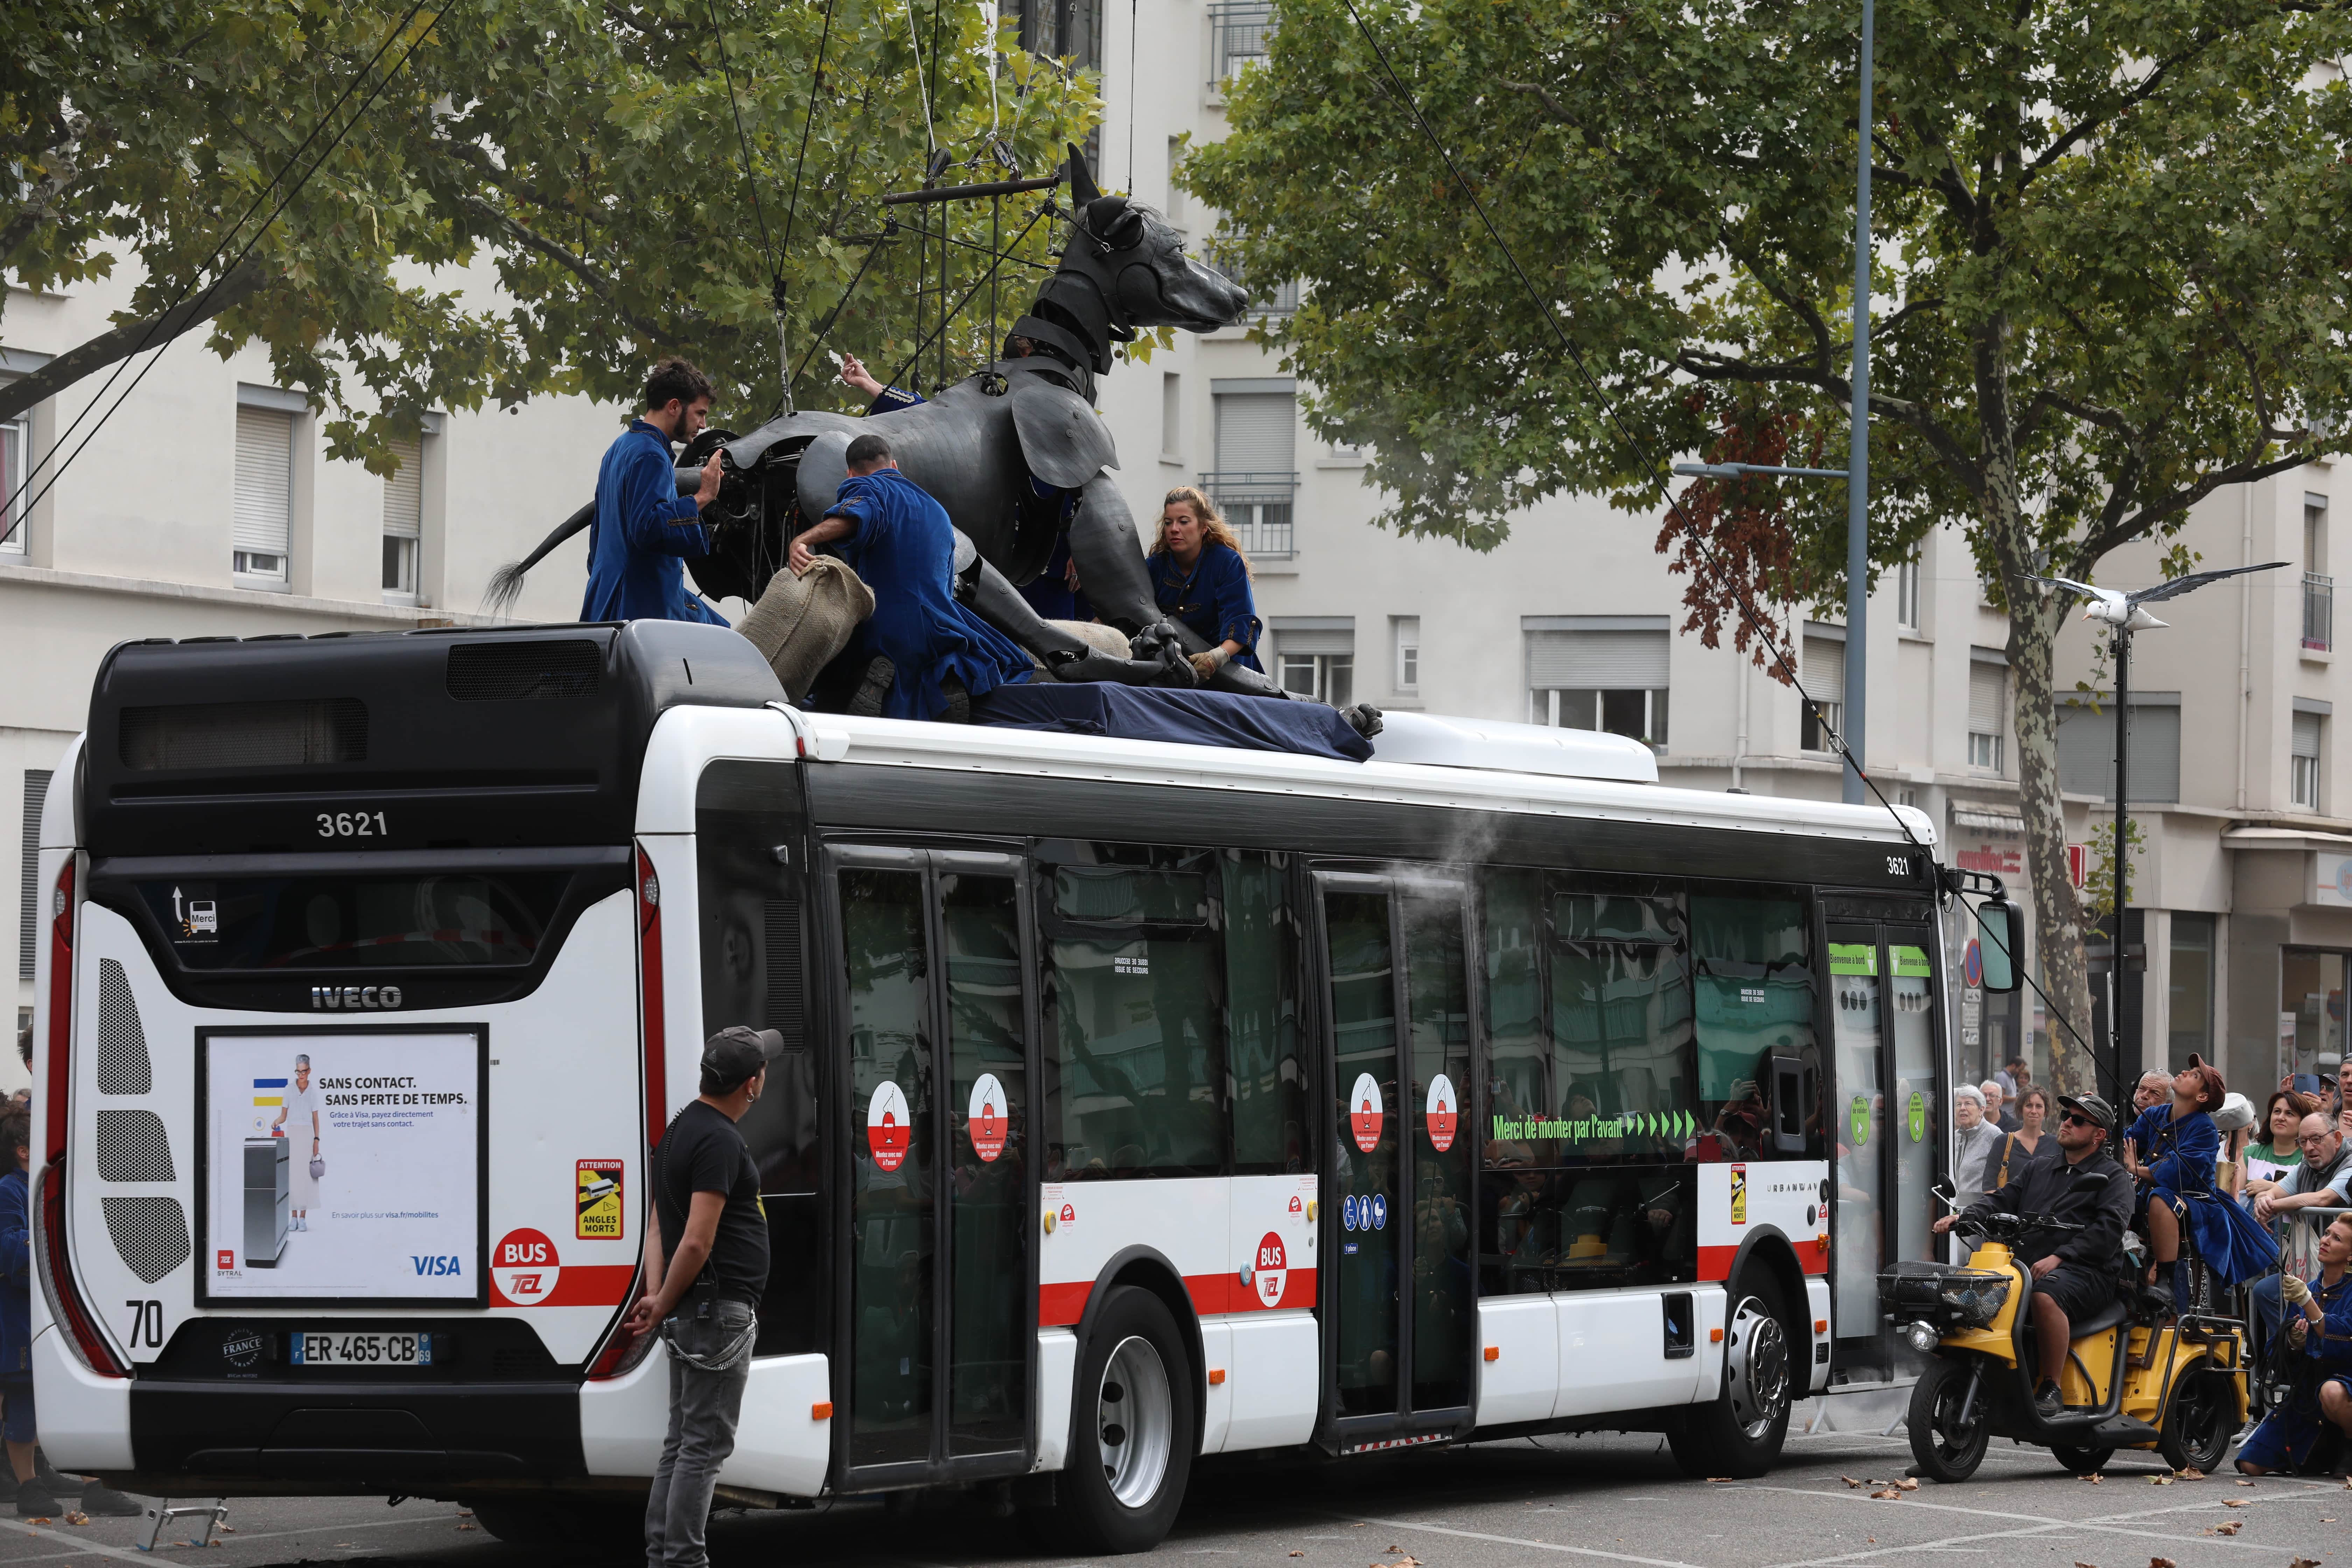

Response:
(1883, 1209), (2248, 1480)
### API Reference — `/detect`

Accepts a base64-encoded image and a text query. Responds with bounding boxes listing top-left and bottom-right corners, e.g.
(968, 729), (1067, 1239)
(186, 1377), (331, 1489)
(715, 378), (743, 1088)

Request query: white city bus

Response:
(31, 623), (1961, 1550)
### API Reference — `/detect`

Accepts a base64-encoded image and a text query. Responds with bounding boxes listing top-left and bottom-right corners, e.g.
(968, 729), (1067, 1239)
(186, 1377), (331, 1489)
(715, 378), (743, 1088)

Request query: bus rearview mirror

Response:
(1974, 899), (2021, 994)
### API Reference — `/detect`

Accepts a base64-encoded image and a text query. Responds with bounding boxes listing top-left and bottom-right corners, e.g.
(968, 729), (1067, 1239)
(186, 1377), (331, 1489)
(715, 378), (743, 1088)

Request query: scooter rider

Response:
(1934, 1093), (2133, 1420)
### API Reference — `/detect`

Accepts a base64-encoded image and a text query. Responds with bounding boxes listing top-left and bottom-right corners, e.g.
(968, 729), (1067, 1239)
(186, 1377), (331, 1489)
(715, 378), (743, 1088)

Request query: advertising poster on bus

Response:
(202, 1030), (483, 1302)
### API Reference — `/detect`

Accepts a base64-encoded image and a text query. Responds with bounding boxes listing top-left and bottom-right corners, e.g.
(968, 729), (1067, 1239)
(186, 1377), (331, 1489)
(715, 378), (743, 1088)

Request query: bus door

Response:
(1824, 911), (1943, 1377)
(824, 846), (1038, 1489)
(1313, 872), (1477, 1451)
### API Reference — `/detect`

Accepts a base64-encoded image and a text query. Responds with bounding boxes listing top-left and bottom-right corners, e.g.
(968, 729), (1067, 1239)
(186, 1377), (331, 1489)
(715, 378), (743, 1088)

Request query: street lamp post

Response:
(2029, 560), (2287, 1097)
(1674, 0), (1878, 804)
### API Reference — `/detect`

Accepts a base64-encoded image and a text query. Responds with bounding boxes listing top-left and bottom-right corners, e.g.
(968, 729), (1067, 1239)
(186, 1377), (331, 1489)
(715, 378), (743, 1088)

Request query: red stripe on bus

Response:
(1038, 1267), (1320, 1327)
(491, 1264), (638, 1309)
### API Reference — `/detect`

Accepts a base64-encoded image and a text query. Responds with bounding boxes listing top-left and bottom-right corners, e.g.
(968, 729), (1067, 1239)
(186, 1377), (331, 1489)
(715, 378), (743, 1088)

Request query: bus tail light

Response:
(36, 861), (125, 1379)
(585, 1274), (656, 1381)
(637, 847), (666, 1150)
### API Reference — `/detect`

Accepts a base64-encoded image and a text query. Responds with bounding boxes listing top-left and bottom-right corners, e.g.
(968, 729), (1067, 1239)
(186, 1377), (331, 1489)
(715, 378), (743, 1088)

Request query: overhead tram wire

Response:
(872, 200), (1052, 398)
(704, 0), (796, 407)
(3, 0), (441, 531)
(0, 0), (437, 526)
(1333, 0), (2094, 1064)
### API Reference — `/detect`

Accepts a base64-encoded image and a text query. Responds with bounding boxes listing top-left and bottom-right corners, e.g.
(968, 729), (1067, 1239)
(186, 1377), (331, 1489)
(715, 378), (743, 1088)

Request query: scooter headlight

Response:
(1937, 1270), (2012, 1326)
(1904, 1320), (1941, 1352)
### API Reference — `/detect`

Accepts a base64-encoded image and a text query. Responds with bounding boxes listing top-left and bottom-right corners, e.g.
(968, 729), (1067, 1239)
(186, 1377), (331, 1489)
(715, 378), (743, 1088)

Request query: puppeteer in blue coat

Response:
(2127, 1097), (2278, 1289)
(815, 461), (1032, 721)
(580, 419), (727, 625)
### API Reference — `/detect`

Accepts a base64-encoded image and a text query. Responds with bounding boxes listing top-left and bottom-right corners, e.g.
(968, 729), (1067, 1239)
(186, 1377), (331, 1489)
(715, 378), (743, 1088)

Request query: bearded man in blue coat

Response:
(580, 359), (727, 625)
(788, 431), (1032, 721)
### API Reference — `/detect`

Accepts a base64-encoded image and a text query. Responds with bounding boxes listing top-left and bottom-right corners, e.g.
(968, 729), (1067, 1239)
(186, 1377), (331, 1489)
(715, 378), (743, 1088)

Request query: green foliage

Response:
(2079, 813), (2147, 918)
(1185, 0), (2352, 596)
(1, 0), (1100, 468)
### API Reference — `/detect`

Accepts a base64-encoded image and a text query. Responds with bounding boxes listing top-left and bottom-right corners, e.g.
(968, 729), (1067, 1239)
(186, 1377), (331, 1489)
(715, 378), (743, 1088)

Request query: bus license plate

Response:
(290, 1331), (432, 1367)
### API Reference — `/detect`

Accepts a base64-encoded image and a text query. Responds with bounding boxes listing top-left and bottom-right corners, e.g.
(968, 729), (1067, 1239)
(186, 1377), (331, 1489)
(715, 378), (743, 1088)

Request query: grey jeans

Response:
(644, 1300), (756, 1568)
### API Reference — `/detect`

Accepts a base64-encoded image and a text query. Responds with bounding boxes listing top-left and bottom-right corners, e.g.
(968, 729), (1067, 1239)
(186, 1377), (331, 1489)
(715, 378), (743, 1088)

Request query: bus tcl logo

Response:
(312, 985), (403, 1010)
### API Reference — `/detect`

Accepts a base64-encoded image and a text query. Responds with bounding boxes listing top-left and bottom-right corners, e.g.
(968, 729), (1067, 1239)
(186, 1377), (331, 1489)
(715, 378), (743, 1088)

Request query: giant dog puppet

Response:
(490, 148), (1335, 713)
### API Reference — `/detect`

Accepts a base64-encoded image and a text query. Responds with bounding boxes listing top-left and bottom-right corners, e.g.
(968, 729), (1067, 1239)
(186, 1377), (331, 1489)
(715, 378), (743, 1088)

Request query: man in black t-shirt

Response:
(627, 1026), (779, 1568)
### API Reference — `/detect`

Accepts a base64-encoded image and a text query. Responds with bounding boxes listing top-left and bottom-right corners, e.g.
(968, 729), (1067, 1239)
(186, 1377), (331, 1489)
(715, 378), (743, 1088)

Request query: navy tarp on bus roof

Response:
(971, 682), (1371, 763)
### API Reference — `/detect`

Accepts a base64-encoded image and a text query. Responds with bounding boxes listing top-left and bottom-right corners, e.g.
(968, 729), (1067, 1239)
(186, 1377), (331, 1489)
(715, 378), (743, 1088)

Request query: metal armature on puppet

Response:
(492, 147), (1366, 727)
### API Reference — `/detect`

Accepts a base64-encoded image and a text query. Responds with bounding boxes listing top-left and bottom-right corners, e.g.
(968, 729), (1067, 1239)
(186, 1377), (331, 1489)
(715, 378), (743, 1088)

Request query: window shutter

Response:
(2055, 701), (2181, 803)
(233, 407), (294, 557)
(1276, 625), (1353, 658)
(2131, 706), (2182, 803)
(1968, 663), (2005, 735)
(383, 436), (422, 539)
(1213, 392), (1296, 472)
(1526, 630), (1669, 690)
(2294, 709), (2323, 759)
(19, 768), (50, 980)
(1800, 635), (1844, 705)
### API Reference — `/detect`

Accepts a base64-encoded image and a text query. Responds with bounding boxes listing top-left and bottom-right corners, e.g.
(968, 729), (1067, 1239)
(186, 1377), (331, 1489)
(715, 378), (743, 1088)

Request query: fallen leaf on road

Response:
(1289, 1553), (1305, 1559)
(1708, 1476), (1735, 1483)
(2082, 1474), (2104, 1484)
(217, 1526), (235, 1533)
(1871, 1488), (1902, 1500)
(456, 1521), (477, 1531)
(2236, 1478), (2255, 1486)
(2150, 1475), (2174, 1485)
(62, 1513), (88, 1526)
(1396, 1559), (1421, 1567)
(2173, 1467), (2204, 1480)
(2224, 1498), (2248, 1507)
(1841, 1475), (1862, 1488)
(2206, 1521), (2243, 1536)
(2149, 1558), (2177, 1568)
(2073, 1562), (2099, 1567)
(1896, 1478), (1919, 1491)
(24, 1517), (50, 1524)
(2324, 1516), (2339, 1523)
(2291, 1559), (2322, 1568)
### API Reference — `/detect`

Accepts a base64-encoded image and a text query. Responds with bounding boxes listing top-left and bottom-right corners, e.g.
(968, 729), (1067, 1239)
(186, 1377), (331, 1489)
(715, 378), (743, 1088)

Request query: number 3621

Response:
(317, 811), (388, 838)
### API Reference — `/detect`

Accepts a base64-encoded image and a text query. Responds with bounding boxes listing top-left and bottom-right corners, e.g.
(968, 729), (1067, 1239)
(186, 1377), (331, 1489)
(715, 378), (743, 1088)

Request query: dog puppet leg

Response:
(954, 529), (1182, 686)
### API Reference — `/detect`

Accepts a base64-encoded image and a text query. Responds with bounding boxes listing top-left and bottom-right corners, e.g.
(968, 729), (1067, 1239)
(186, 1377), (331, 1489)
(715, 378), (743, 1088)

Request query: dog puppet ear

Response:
(1066, 142), (1101, 206)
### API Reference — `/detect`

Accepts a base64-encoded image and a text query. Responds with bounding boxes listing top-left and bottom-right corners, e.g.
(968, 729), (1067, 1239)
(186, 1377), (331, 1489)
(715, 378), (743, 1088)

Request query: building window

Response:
(1392, 616), (1420, 696)
(2306, 495), (2333, 653)
(1160, 373), (1181, 461)
(1007, 0), (1100, 67)
(233, 404), (295, 584)
(1275, 621), (1353, 706)
(2054, 695), (2182, 803)
(382, 434), (424, 603)
(1204, 386), (1297, 559)
(1526, 621), (1670, 748)
(2167, 912), (2215, 1072)
(1896, 554), (1921, 630)
(1207, 0), (1273, 86)
(0, 398), (24, 556)
(19, 769), (50, 981)
(1799, 632), (1843, 753)
(1968, 657), (2007, 775)
(2294, 707), (2324, 810)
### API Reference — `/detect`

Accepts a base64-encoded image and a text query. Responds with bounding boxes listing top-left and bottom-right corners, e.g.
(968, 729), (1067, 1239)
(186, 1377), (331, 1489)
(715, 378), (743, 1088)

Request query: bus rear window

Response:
(135, 873), (567, 970)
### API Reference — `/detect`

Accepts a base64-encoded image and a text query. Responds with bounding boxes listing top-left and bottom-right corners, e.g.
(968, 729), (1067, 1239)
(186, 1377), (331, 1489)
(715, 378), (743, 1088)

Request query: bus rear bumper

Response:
(126, 1380), (586, 1484)
(30, 1326), (134, 1472)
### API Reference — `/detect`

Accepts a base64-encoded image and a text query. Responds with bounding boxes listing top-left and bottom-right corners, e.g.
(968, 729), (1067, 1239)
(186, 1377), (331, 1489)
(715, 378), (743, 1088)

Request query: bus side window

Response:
(1039, 846), (1226, 1181)
(1689, 891), (1821, 1164)
(694, 758), (824, 1358)
(1225, 850), (1304, 1176)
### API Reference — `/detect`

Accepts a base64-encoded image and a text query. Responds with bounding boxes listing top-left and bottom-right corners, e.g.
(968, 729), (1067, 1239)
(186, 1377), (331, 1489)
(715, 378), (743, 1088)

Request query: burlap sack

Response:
(1035, 619), (1132, 676)
(737, 557), (876, 700)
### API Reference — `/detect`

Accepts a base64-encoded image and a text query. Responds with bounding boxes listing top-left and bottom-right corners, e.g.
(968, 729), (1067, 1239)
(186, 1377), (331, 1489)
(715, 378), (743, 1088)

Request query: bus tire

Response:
(1667, 1274), (1793, 1480)
(470, 1498), (642, 1552)
(1032, 1285), (1196, 1555)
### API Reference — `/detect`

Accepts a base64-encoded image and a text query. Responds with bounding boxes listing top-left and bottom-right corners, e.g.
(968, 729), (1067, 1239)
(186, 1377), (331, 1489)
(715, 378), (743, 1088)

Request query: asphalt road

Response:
(0, 1426), (2337, 1568)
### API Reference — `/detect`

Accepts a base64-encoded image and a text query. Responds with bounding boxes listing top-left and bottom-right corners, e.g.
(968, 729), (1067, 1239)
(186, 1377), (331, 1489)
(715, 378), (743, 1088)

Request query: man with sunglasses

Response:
(1936, 1093), (2133, 1419)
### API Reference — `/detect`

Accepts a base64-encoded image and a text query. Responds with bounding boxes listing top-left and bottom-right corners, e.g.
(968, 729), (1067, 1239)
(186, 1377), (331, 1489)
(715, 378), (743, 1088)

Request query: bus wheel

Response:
(1905, 1357), (1989, 1483)
(1667, 1276), (1793, 1479)
(470, 1498), (642, 1551)
(2157, 1366), (2239, 1474)
(2051, 1444), (2115, 1476)
(1034, 1285), (1196, 1554)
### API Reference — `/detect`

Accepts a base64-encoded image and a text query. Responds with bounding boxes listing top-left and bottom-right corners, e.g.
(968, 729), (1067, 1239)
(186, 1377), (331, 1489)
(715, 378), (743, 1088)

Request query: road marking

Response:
(1324, 1511), (1708, 1568)
(8, 1521), (165, 1565)
(1740, 1480), (2313, 1560)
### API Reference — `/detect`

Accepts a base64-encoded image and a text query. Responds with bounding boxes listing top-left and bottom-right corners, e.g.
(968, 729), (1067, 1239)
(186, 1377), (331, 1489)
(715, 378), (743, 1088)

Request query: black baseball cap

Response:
(2057, 1092), (2116, 1133)
(701, 1026), (783, 1089)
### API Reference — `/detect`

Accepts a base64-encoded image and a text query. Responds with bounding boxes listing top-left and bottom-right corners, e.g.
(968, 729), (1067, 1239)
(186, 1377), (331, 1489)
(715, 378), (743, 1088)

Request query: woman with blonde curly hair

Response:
(1148, 486), (1264, 682)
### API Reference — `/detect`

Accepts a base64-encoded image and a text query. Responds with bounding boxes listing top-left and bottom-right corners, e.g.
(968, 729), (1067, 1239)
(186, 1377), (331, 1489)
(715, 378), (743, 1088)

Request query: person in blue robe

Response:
(1147, 486), (1264, 682)
(2238, 1211), (2352, 1474)
(581, 359), (726, 624)
(789, 431), (1031, 722)
(2125, 1056), (2278, 1311)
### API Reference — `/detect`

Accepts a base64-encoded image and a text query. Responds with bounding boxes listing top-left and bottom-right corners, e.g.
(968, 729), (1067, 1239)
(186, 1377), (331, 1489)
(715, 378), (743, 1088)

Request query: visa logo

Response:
(412, 1255), (463, 1277)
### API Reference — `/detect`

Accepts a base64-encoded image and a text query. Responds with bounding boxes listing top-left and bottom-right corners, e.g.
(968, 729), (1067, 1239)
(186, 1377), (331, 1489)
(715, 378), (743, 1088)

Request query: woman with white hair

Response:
(1953, 1085), (2001, 1207)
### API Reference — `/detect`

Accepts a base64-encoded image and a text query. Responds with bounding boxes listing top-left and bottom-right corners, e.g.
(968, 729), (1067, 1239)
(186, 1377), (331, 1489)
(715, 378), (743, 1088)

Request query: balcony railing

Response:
(2305, 571), (2333, 651)
(1208, 0), (1274, 88)
(1199, 470), (1298, 559)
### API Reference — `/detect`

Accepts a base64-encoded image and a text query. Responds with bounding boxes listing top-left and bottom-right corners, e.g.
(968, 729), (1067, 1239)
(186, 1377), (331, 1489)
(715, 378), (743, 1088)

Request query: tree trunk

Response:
(0, 258), (274, 425)
(2006, 608), (2099, 1096)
